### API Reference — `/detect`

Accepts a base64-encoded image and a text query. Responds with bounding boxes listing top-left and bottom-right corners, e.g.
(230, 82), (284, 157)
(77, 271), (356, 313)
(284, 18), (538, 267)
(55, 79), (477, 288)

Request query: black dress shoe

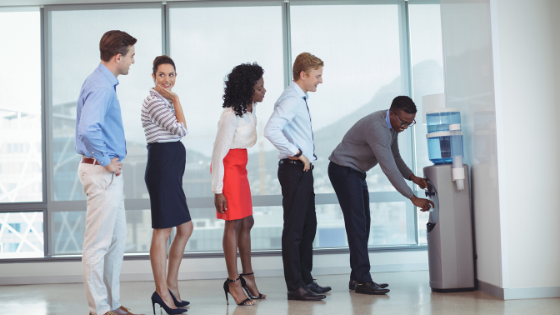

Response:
(355, 281), (390, 295)
(287, 286), (326, 301)
(306, 280), (332, 294)
(349, 279), (389, 290)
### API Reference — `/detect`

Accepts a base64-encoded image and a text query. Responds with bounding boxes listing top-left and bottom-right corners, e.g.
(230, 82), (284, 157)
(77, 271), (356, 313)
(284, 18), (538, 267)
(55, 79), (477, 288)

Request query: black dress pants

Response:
(328, 161), (373, 284)
(278, 162), (317, 291)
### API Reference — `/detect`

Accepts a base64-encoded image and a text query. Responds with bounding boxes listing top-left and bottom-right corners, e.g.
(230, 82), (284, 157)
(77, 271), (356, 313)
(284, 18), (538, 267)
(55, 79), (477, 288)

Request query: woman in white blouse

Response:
(211, 63), (267, 306)
(142, 55), (191, 314)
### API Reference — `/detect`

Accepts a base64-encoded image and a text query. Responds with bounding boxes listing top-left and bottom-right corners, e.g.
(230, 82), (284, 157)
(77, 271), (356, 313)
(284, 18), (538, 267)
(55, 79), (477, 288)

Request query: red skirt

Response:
(213, 149), (253, 221)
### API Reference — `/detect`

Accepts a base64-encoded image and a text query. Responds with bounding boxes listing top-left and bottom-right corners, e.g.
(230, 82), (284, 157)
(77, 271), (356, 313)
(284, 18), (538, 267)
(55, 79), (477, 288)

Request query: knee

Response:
(224, 220), (242, 233)
(176, 221), (194, 239)
(242, 216), (254, 231)
(153, 228), (172, 240)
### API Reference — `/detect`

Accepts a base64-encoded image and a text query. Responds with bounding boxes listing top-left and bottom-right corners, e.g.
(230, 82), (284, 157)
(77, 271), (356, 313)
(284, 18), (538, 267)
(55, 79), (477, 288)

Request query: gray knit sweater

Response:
(328, 110), (414, 198)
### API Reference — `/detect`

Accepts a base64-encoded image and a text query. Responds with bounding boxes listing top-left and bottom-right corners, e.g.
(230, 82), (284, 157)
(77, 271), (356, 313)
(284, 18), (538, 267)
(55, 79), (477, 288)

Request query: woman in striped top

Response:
(142, 55), (192, 314)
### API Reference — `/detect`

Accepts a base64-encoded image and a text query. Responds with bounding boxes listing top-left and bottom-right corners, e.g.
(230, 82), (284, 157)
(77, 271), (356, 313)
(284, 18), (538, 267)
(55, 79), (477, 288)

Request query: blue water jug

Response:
(426, 109), (463, 165)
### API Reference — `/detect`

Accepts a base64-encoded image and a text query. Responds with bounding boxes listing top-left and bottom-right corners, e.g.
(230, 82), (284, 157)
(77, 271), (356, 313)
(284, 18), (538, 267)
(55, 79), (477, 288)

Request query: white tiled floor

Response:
(2, 271), (559, 315)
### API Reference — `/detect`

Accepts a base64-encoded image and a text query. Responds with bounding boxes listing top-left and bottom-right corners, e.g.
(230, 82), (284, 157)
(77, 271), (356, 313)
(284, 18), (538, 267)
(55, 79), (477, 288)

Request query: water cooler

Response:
(423, 108), (475, 292)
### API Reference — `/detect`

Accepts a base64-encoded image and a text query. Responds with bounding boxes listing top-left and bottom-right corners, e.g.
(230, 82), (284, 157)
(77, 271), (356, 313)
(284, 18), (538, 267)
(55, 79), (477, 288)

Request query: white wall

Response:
(440, 0), (504, 288)
(441, 0), (560, 298)
(491, 0), (560, 289)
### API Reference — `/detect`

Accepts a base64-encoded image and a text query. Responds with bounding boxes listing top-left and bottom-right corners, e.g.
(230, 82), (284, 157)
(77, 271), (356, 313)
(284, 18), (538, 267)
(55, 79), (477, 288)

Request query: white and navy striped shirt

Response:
(141, 88), (188, 143)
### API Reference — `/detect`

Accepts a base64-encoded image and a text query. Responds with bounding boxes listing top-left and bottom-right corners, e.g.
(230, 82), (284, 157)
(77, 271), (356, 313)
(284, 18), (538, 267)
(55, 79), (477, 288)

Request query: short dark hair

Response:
(390, 96), (417, 114)
(223, 63), (264, 117)
(99, 30), (137, 62)
(152, 55), (176, 77)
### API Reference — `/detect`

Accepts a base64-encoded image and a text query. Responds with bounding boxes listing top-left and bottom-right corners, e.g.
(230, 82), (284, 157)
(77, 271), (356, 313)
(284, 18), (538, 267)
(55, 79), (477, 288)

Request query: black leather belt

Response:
(279, 159), (314, 170)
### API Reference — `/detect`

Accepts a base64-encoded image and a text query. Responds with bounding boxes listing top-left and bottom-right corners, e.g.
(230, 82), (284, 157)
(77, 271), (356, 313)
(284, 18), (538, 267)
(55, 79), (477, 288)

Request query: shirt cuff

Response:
(288, 145), (299, 157)
(95, 155), (111, 167)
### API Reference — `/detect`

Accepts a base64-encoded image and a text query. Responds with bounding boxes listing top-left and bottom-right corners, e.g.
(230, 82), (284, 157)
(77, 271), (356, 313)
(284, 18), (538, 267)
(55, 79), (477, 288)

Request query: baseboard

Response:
(477, 280), (504, 299)
(478, 280), (560, 300)
(0, 263), (428, 286)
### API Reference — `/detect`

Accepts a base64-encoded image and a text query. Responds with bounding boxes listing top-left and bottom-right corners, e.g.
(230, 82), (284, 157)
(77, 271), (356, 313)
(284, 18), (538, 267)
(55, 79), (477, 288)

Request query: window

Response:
(408, 1), (445, 243)
(290, 1), (416, 245)
(46, 4), (162, 255)
(0, 212), (44, 258)
(0, 8), (42, 203)
(0, 1), (445, 259)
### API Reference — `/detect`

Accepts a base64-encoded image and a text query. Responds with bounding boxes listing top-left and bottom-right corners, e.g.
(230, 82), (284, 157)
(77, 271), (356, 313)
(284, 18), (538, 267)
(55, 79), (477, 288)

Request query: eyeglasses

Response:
(391, 110), (416, 127)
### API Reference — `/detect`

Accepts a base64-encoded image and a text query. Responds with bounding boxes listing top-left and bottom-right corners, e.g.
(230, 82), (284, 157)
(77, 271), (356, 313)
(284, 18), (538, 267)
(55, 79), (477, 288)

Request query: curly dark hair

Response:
(223, 63), (264, 116)
(390, 96), (417, 114)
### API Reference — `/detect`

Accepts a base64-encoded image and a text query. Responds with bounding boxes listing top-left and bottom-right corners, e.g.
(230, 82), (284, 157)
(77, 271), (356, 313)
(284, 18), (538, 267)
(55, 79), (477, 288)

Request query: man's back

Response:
(329, 109), (413, 198)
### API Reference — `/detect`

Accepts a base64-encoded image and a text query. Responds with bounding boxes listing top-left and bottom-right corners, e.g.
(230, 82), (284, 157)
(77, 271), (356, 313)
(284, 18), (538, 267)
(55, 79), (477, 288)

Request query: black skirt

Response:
(145, 141), (191, 229)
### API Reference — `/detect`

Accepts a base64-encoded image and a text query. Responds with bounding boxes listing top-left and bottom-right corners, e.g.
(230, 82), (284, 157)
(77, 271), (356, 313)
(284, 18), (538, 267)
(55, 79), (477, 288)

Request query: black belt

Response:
(279, 159), (314, 170)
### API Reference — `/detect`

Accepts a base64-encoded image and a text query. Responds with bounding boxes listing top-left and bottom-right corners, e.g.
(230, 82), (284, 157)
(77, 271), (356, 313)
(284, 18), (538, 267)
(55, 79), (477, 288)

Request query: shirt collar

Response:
(149, 88), (171, 106)
(386, 109), (393, 129)
(97, 62), (119, 87)
(290, 81), (309, 100)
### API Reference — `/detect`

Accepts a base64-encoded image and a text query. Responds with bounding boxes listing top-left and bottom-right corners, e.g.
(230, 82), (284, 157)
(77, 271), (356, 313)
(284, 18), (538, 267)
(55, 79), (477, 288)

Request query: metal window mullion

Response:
(162, 3), (170, 56)
(282, 0), (292, 88)
(43, 6), (55, 255)
(397, 0), (419, 245)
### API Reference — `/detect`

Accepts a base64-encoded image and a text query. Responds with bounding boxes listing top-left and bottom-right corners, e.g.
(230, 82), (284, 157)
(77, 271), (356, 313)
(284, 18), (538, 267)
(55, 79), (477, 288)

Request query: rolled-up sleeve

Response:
(264, 96), (299, 157)
(78, 87), (111, 166)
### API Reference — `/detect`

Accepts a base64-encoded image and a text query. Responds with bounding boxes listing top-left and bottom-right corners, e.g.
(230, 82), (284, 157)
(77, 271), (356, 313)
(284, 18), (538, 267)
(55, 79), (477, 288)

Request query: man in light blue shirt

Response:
(264, 53), (330, 301)
(75, 30), (141, 315)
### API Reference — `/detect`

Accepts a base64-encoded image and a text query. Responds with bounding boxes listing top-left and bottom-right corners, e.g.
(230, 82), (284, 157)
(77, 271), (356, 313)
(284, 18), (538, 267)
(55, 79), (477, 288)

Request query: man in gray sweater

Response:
(328, 96), (434, 295)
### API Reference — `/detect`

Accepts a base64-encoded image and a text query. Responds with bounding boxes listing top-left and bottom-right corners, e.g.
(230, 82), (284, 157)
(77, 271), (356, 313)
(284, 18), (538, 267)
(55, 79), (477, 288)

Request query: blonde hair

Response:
(292, 52), (324, 81)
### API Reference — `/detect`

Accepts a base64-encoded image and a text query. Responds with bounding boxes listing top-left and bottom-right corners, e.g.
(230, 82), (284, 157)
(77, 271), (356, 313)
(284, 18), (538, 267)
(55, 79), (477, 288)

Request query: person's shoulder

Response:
(220, 107), (238, 120)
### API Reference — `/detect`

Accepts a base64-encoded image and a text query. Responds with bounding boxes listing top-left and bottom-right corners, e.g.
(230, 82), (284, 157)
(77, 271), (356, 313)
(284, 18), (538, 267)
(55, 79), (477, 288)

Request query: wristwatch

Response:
(293, 149), (303, 158)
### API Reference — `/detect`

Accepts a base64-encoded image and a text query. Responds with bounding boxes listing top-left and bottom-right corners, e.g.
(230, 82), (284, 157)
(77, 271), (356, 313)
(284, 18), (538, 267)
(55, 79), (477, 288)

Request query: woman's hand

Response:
(214, 193), (227, 214)
(155, 83), (179, 102)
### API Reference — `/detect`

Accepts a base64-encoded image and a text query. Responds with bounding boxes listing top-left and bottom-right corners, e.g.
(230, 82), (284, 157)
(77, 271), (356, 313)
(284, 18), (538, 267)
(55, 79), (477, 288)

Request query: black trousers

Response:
(328, 161), (373, 284)
(278, 162), (317, 291)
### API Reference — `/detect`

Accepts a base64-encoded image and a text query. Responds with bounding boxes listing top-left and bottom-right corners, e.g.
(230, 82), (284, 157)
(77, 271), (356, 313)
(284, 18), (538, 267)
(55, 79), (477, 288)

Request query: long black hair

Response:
(222, 63), (264, 116)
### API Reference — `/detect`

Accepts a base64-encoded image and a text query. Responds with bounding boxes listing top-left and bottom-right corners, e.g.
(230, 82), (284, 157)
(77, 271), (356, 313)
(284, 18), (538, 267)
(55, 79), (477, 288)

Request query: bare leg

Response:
(150, 228), (176, 309)
(224, 219), (254, 305)
(167, 221), (193, 301)
(238, 215), (266, 298)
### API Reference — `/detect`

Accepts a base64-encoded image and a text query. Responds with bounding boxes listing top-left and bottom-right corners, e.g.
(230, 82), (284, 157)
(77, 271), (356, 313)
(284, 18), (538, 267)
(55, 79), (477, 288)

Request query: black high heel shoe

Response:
(168, 289), (190, 307)
(240, 272), (266, 299)
(223, 277), (253, 306)
(151, 291), (187, 315)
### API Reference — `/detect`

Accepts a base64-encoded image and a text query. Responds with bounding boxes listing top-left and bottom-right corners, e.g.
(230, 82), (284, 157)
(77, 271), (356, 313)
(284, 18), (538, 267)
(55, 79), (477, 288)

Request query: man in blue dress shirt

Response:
(265, 52), (331, 301)
(75, 30), (140, 315)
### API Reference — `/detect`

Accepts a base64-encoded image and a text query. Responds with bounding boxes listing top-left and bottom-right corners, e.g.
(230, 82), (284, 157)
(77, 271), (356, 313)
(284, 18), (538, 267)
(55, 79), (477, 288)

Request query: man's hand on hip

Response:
(289, 153), (311, 172)
(104, 157), (123, 176)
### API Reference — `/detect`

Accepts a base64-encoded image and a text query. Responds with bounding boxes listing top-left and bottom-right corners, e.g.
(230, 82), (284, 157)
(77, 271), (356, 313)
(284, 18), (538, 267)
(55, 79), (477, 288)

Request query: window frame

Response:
(0, 0), (435, 262)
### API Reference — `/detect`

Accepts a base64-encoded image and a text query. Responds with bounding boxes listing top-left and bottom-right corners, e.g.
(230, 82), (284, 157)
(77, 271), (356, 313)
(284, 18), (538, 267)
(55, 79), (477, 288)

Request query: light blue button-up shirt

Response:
(264, 81), (317, 162)
(386, 109), (392, 129)
(75, 63), (126, 166)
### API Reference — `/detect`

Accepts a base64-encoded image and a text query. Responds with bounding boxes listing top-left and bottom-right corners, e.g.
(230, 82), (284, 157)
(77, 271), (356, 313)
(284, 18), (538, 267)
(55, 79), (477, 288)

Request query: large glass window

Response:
(290, 1), (416, 245)
(46, 4), (163, 254)
(0, 212), (44, 258)
(169, 2), (285, 198)
(0, 8), (42, 203)
(408, 1), (445, 243)
(0, 1), (446, 259)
